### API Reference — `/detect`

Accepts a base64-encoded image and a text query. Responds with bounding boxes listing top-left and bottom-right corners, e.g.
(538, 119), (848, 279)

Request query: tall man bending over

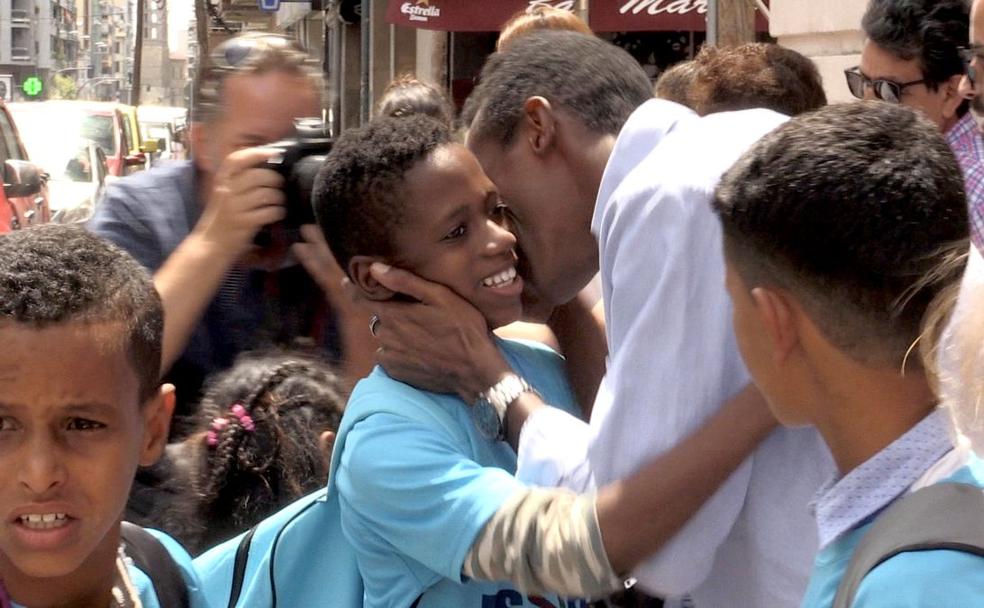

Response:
(90, 33), (372, 417)
(363, 32), (832, 607)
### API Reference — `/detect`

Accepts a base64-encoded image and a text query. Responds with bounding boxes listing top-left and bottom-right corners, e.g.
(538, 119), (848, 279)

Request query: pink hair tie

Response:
(230, 403), (256, 432)
(206, 416), (230, 447)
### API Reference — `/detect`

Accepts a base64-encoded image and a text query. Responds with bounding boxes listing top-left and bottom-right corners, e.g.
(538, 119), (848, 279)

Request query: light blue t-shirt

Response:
(336, 338), (590, 608)
(10, 528), (207, 608)
(800, 459), (984, 608)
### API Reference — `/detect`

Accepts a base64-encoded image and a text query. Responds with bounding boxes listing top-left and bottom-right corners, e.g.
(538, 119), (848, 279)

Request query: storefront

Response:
(385, 0), (768, 107)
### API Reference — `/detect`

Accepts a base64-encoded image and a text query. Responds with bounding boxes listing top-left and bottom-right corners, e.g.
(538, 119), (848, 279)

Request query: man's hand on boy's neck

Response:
(356, 263), (514, 401)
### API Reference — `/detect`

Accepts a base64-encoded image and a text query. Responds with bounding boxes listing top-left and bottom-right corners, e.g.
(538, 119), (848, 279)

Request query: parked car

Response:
(9, 101), (144, 177)
(0, 100), (50, 233)
(118, 104), (158, 168)
(9, 105), (112, 223)
(138, 105), (189, 163)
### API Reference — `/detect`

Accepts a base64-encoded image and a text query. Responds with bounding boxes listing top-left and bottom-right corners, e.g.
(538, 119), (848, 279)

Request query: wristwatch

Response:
(472, 373), (537, 441)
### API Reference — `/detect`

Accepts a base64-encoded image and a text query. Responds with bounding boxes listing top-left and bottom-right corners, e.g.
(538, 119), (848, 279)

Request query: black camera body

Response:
(256, 118), (333, 247)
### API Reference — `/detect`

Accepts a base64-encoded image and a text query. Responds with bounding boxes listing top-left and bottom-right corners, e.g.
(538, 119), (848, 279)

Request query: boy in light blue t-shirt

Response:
(712, 101), (984, 607)
(0, 226), (207, 608)
(312, 115), (591, 608)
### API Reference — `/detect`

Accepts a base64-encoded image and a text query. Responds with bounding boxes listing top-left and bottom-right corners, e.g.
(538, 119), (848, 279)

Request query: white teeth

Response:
(482, 267), (517, 288)
(19, 513), (69, 529)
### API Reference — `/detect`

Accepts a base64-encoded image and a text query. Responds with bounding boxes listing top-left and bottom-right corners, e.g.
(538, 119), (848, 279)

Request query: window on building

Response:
(151, 27), (158, 40)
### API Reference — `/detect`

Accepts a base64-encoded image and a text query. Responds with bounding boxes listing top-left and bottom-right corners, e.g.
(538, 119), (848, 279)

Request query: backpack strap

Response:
(832, 482), (984, 608)
(119, 522), (191, 608)
(227, 524), (258, 608)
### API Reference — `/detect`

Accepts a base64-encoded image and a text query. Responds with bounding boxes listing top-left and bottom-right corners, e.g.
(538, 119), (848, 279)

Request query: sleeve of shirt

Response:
(853, 550), (984, 607)
(144, 529), (211, 608)
(962, 159), (984, 253)
(87, 182), (164, 272)
(335, 412), (525, 583)
(516, 406), (596, 492)
(463, 488), (623, 598)
(589, 155), (757, 596)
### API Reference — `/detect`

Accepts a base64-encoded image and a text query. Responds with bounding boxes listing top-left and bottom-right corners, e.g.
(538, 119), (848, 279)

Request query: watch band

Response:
(480, 373), (537, 440)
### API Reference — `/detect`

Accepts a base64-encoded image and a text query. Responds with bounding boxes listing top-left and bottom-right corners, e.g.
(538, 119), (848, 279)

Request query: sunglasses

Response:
(213, 34), (298, 69)
(959, 46), (984, 88)
(844, 67), (926, 104)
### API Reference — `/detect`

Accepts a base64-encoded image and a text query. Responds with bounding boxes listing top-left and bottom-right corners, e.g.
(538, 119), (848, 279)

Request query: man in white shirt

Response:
(362, 31), (833, 606)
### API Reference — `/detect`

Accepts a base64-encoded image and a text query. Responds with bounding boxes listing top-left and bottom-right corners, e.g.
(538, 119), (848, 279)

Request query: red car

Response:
(0, 100), (50, 233)
(9, 101), (143, 178)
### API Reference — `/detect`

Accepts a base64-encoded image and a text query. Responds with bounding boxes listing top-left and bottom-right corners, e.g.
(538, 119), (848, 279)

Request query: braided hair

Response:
(188, 351), (347, 552)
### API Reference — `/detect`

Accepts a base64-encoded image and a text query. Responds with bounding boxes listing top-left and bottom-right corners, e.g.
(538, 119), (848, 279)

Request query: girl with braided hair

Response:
(192, 352), (346, 551)
(129, 352), (346, 555)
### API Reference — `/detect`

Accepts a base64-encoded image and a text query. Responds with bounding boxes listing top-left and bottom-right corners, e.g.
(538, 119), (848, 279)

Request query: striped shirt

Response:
(945, 112), (984, 250)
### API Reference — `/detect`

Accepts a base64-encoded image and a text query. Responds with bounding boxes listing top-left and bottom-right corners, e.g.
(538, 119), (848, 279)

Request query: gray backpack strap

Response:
(832, 482), (984, 608)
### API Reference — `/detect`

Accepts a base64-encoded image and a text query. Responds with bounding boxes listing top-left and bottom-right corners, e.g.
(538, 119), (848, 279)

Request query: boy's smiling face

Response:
(388, 144), (524, 329)
(0, 322), (170, 586)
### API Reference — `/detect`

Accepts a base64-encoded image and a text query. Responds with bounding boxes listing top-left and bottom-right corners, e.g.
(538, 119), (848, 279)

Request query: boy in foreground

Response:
(714, 101), (984, 606)
(0, 226), (205, 607)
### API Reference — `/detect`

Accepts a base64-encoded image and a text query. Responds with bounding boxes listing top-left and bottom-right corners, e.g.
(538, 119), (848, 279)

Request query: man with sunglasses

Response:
(89, 33), (371, 422)
(852, 0), (984, 248)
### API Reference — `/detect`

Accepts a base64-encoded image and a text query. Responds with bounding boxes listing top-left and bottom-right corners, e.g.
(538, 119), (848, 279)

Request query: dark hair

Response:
(653, 60), (698, 108)
(714, 101), (969, 367)
(862, 0), (969, 89)
(376, 75), (455, 126)
(188, 352), (347, 551)
(0, 225), (162, 402)
(463, 30), (652, 146)
(496, 6), (593, 52)
(689, 43), (827, 116)
(313, 115), (453, 273)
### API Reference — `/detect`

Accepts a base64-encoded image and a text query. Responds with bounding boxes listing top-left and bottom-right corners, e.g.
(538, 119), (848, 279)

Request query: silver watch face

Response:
(472, 398), (502, 441)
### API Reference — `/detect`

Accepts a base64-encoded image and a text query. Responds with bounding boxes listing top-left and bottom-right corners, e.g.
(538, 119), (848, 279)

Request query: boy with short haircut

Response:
(0, 225), (206, 607)
(228, 114), (769, 608)
(713, 101), (984, 606)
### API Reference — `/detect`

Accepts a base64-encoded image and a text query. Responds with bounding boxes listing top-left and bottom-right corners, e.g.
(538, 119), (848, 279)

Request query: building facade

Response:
(0, 0), (80, 100)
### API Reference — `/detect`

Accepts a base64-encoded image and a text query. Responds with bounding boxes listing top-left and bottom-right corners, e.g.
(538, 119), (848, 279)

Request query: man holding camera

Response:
(89, 33), (371, 418)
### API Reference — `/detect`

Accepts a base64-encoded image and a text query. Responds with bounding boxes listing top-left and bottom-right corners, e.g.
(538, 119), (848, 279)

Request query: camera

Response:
(255, 117), (333, 247)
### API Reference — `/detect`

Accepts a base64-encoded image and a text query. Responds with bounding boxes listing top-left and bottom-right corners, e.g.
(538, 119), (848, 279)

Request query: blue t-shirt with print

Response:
(10, 528), (207, 608)
(335, 338), (590, 608)
(800, 457), (984, 608)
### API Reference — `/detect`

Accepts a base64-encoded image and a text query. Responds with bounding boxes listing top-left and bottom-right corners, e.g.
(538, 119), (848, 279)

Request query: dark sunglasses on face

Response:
(959, 46), (984, 88)
(844, 66), (927, 104)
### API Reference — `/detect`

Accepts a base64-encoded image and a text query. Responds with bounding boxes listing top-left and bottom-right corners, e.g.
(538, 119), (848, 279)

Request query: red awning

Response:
(386, 0), (535, 32)
(589, 0), (769, 33)
(386, 0), (768, 33)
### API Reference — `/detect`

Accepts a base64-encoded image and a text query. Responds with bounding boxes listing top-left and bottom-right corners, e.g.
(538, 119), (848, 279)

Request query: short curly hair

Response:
(463, 30), (652, 147)
(312, 115), (453, 273)
(0, 225), (163, 401)
(689, 43), (826, 117)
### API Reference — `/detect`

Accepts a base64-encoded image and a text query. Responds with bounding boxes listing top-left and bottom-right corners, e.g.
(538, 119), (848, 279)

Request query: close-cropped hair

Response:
(193, 32), (322, 124)
(714, 101), (969, 367)
(862, 0), (969, 89)
(496, 6), (593, 52)
(312, 115), (453, 272)
(462, 30), (653, 147)
(376, 75), (455, 126)
(0, 225), (163, 401)
(689, 43), (827, 116)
